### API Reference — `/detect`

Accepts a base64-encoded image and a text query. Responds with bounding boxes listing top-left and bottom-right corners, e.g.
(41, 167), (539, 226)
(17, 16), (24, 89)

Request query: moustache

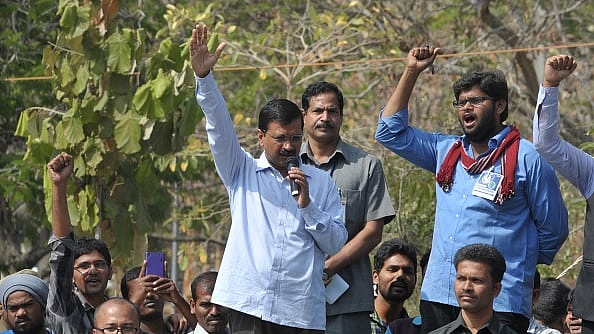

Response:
(205, 314), (225, 321)
(315, 122), (334, 129)
(280, 150), (296, 156)
(389, 281), (409, 290)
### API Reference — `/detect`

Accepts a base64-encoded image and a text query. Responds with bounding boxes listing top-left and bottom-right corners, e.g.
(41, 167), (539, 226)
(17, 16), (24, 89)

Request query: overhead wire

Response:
(3, 41), (594, 82)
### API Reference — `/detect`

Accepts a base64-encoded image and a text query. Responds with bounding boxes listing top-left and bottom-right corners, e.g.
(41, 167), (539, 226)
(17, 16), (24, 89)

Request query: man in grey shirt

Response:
(300, 81), (396, 334)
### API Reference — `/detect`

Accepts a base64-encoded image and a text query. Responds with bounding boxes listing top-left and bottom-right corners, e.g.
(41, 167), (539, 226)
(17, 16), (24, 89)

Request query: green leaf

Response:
(59, 3), (77, 30)
(83, 138), (105, 170)
(14, 110), (30, 137)
(72, 6), (91, 39)
(105, 31), (132, 74)
(134, 194), (153, 234)
(152, 70), (171, 99)
(40, 118), (55, 144)
(72, 65), (90, 95)
(135, 159), (159, 194)
(133, 84), (152, 112)
(67, 193), (82, 228)
(114, 112), (142, 154)
(150, 97), (166, 120)
(94, 94), (110, 113)
(61, 114), (86, 144)
(59, 59), (75, 88)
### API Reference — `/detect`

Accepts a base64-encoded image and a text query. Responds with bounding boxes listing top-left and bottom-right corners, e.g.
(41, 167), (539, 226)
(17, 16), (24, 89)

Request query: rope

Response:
(4, 41), (594, 82)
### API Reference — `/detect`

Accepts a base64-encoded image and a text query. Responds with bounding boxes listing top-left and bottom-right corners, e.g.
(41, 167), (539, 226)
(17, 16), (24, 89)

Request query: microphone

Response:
(286, 157), (300, 196)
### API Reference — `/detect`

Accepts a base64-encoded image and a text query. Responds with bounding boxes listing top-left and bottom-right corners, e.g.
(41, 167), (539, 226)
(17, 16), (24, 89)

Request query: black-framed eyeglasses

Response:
(94, 327), (139, 334)
(452, 96), (495, 109)
(74, 260), (109, 274)
(263, 131), (303, 144)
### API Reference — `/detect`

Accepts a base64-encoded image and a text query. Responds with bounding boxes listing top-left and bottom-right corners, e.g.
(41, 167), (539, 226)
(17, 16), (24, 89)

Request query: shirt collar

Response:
(299, 138), (347, 165)
(461, 125), (511, 157)
(448, 312), (505, 334)
(256, 152), (312, 178)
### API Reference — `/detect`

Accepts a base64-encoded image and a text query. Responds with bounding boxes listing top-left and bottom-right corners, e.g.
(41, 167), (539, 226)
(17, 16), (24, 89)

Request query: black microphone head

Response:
(286, 156), (299, 169)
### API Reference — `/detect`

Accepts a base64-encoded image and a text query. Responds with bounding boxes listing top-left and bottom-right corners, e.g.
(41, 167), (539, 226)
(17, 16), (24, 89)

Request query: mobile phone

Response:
(145, 252), (165, 276)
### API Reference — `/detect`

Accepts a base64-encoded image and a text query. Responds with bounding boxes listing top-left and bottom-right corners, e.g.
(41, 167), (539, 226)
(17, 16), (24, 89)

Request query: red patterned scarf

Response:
(436, 126), (520, 204)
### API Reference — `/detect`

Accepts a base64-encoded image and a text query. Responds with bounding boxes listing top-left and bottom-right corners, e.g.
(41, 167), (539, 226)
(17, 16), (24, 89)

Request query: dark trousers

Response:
(228, 309), (324, 334)
(420, 300), (528, 334)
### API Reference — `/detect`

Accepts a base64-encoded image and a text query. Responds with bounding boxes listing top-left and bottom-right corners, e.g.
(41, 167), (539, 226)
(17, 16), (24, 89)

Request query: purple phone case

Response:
(145, 252), (165, 276)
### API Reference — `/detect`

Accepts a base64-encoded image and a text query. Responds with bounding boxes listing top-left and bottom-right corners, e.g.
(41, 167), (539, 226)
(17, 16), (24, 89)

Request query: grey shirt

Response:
(300, 138), (395, 315)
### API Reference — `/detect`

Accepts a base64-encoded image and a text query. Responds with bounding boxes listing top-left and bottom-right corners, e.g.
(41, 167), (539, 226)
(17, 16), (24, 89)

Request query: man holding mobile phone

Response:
(121, 263), (195, 334)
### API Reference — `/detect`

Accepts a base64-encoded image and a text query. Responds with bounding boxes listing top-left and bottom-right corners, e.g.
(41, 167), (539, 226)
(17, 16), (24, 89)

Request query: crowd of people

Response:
(0, 23), (591, 334)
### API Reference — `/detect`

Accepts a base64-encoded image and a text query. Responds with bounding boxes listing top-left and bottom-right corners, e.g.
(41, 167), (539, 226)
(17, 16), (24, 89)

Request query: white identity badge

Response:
(471, 170), (503, 201)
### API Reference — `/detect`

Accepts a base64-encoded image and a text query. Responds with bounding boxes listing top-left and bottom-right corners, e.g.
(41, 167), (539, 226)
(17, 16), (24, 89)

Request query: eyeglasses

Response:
(95, 327), (138, 334)
(452, 96), (495, 109)
(264, 131), (303, 144)
(74, 260), (109, 274)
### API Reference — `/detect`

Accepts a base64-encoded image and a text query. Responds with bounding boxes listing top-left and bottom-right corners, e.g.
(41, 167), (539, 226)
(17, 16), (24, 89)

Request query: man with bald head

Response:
(93, 298), (141, 334)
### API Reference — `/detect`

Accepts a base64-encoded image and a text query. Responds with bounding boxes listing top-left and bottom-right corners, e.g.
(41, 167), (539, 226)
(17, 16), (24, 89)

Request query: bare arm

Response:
(324, 220), (383, 277)
(47, 152), (74, 237)
(383, 47), (440, 117)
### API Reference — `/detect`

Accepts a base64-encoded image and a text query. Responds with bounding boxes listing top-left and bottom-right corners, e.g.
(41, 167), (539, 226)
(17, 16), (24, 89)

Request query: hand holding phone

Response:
(145, 252), (165, 277)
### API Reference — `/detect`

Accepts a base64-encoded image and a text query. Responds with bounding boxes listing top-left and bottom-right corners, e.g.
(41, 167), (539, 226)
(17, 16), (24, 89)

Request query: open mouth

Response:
(462, 114), (477, 128)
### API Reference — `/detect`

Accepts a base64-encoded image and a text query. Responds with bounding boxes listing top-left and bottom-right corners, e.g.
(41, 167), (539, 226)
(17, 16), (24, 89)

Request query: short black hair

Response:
(532, 279), (571, 326)
(453, 244), (506, 283)
(257, 99), (303, 132)
(453, 70), (509, 122)
(120, 266), (141, 298)
(74, 236), (112, 265)
(373, 238), (417, 273)
(301, 81), (344, 115)
(191, 271), (218, 300)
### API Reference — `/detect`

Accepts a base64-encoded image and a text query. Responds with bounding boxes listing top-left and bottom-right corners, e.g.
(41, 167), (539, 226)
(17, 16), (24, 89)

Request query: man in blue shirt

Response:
(189, 24), (347, 333)
(375, 46), (568, 334)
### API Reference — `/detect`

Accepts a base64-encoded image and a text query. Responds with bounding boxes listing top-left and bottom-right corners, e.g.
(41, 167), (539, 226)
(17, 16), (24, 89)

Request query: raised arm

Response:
(533, 55), (594, 198)
(383, 46), (440, 117)
(47, 152), (74, 237)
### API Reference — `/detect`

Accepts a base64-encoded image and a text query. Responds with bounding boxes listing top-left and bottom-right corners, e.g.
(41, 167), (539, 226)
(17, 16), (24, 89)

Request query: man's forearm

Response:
(383, 68), (422, 117)
(325, 220), (383, 276)
(52, 182), (71, 237)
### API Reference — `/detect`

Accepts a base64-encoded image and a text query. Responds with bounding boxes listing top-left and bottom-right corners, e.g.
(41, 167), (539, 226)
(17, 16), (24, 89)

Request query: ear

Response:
(495, 100), (506, 116)
(372, 270), (379, 285)
(493, 281), (502, 298)
(189, 298), (196, 315)
(301, 108), (306, 117)
(257, 129), (265, 146)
